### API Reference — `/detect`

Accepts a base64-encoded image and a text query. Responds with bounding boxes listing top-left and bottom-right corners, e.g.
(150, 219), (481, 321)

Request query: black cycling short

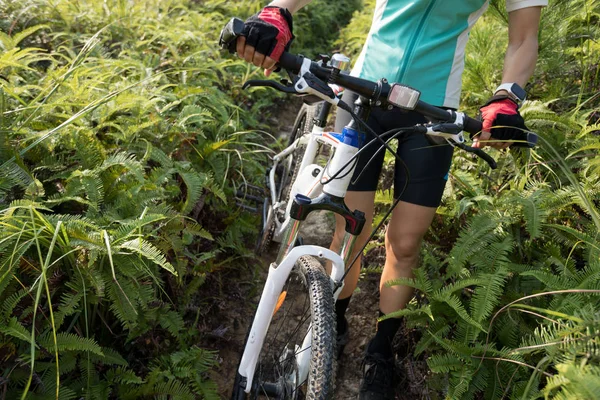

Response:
(335, 90), (454, 208)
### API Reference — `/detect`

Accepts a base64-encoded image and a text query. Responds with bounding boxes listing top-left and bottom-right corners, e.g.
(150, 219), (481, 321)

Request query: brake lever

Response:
(454, 142), (497, 169)
(425, 120), (497, 169)
(242, 79), (299, 94)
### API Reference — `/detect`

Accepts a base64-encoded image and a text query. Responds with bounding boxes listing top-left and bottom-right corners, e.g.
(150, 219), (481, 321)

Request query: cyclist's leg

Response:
(365, 129), (453, 363)
(379, 201), (436, 313)
(379, 131), (454, 313)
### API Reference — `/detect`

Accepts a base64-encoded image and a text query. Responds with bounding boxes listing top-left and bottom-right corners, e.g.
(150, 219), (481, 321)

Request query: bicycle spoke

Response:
(278, 307), (312, 361)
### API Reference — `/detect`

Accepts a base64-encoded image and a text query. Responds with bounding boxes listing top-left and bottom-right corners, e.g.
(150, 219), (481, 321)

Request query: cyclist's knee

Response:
(384, 229), (422, 266)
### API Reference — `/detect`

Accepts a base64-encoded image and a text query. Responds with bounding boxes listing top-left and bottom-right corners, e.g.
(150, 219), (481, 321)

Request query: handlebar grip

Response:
(219, 19), (304, 73)
(462, 115), (537, 148)
(455, 143), (498, 169)
(278, 52), (304, 74)
(462, 115), (482, 136)
(469, 147), (498, 169)
(219, 17), (245, 54)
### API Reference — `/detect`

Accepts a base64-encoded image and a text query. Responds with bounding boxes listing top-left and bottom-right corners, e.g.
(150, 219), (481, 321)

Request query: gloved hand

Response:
(236, 6), (294, 76)
(473, 95), (528, 149)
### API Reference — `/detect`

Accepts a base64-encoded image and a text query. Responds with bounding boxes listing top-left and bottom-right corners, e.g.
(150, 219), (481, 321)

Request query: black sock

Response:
(367, 310), (403, 357)
(335, 296), (351, 335)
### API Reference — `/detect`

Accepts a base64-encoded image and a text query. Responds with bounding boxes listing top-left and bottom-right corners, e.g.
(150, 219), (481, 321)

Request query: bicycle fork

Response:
(238, 103), (368, 392)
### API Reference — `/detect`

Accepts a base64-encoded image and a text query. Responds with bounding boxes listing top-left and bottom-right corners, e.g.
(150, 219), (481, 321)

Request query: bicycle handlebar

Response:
(277, 52), (536, 148)
(219, 17), (537, 151)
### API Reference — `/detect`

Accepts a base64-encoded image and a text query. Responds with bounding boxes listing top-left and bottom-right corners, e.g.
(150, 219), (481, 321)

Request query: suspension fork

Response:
(277, 193), (366, 265)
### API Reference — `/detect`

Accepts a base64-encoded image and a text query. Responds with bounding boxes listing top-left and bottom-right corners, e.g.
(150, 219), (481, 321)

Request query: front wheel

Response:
(231, 256), (336, 399)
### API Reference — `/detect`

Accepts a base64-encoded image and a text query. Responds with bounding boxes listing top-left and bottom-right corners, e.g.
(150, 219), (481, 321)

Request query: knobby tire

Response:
(231, 255), (336, 399)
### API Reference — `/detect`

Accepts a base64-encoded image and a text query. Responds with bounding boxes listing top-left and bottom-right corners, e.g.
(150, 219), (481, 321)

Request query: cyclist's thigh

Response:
(393, 133), (454, 207)
(376, 108), (453, 207)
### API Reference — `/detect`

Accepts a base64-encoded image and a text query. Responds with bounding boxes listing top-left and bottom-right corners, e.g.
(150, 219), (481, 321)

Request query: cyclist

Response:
(231, 0), (546, 398)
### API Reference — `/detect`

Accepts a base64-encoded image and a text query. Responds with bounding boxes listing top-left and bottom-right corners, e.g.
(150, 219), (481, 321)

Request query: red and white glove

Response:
(236, 6), (294, 75)
(474, 95), (528, 149)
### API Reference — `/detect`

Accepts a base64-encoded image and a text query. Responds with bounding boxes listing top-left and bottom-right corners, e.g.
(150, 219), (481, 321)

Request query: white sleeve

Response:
(505, 0), (548, 13)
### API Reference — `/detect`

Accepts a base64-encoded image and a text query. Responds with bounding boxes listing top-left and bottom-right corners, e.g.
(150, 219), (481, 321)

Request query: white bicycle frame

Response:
(268, 121), (355, 242)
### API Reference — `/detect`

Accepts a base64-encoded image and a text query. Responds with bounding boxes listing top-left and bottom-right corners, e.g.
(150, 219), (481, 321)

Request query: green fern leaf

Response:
(471, 272), (506, 323)
(159, 309), (185, 338)
(1, 288), (27, 317)
(518, 189), (548, 238)
(448, 214), (499, 275)
(99, 152), (144, 182)
(0, 317), (35, 345)
(521, 270), (573, 290)
(38, 332), (104, 356)
(443, 294), (485, 332)
(119, 238), (176, 275)
(427, 353), (463, 373)
(414, 323), (451, 356)
(381, 306), (434, 321)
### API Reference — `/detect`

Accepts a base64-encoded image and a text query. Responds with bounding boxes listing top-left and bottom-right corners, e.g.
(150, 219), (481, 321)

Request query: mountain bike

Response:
(219, 17), (537, 400)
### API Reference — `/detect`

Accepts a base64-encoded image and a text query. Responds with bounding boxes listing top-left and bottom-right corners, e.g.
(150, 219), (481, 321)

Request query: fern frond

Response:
(517, 189), (548, 238)
(159, 309), (184, 338)
(176, 168), (207, 214)
(99, 152), (144, 182)
(119, 238), (176, 275)
(37, 332), (104, 356)
(53, 289), (84, 328)
(427, 353), (463, 373)
(0, 317), (35, 345)
(414, 323), (452, 356)
(106, 366), (143, 384)
(448, 214), (500, 275)
(521, 270), (574, 290)
(432, 278), (484, 299)
(382, 306), (433, 321)
(443, 294), (486, 332)
(470, 272), (507, 323)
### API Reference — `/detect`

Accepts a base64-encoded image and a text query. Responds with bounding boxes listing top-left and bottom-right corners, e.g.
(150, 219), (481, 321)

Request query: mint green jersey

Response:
(350, 0), (547, 108)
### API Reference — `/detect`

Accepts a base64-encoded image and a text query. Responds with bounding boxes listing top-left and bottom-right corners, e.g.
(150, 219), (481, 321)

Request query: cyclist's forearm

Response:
(501, 38), (538, 87)
(500, 6), (542, 87)
(268, 0), (312, 14)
